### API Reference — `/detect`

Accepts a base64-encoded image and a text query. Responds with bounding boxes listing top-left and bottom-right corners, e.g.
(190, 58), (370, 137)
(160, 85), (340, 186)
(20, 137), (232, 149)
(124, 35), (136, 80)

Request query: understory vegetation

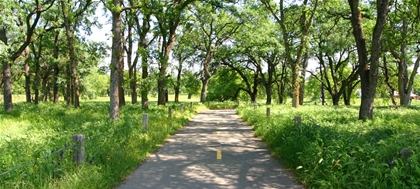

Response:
(237, 104), (420, 188)
(0, 102), (204, 189)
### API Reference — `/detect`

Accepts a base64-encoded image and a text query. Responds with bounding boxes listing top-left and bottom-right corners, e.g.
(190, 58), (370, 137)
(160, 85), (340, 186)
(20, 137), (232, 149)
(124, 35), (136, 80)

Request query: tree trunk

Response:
(24, 62), (31, 103)
(141, 55), (149, 109)
(348, 0), (390, 120)
(2, 59), (13, 112)
(53, 32), (60, 103)
(61, 0), (80, 108)
(200, 78), (210, 102)
(292, 65), (300, 108)
(118, 54), (125, 107)
(332, 94), (340, 106)
(265, 83), (272, 105)
(53, 63), (59, 103)
(109, 0), (123, 120)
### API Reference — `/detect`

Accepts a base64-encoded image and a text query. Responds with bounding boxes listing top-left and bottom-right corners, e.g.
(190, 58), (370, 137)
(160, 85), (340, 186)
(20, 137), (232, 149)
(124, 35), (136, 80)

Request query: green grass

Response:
(0, 100), (205, 189)
(237, 104), (420, 188)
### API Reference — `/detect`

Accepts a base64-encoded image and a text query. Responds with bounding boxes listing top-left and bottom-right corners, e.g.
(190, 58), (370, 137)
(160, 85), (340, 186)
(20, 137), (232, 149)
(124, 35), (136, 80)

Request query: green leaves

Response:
(238, 104), (420, 188)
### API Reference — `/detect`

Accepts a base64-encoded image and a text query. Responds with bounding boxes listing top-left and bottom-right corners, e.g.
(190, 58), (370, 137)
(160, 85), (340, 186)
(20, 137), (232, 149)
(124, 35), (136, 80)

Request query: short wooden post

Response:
(266, 107), (270, 117)
(168, 107), (172, 118)
(72, 134), (85, 165)
(190, 102), (193, 108)
(295, 116), (301, 126)
(142, 114), (148, 131)
(254, 103), (257, 110)
(180, 103), (184, 113)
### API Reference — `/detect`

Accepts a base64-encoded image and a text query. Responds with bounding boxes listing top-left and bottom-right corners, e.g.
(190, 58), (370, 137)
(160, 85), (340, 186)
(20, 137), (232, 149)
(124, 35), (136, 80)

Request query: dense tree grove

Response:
(1, 0), (420, 120)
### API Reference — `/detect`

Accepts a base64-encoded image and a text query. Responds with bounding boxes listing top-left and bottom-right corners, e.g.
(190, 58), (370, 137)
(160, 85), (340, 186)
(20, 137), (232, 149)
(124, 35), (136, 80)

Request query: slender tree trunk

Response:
(200, 78), (210, 102)
(2, 59), (13, 112)
(53, 64), (59, 103)
(141, 55), (149, 109)
(61, 0), (80, 108)
(265, 83), (272, 105)
(24, 61), (31, 103)
(53, 32), (60, 103)
(118, 54), (125, 107)
(109, 0), (123, 120)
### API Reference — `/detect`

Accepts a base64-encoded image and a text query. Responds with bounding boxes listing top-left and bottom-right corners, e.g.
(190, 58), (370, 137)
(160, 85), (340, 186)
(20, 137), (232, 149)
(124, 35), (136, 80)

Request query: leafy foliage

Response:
(238, 104), (420, 188)
(0, 101), (203, 188)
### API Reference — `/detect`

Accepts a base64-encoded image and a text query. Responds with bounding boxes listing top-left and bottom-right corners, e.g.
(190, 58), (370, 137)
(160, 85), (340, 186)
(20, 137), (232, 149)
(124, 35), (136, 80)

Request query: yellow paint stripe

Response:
(216, 131), (220, 135)
(216, 150), (222, 159)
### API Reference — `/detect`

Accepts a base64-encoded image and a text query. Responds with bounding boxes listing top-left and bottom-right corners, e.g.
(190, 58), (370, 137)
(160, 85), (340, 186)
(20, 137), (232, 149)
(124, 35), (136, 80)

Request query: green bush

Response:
(237, 105), (420, 188)
(0, 102), (202, 188)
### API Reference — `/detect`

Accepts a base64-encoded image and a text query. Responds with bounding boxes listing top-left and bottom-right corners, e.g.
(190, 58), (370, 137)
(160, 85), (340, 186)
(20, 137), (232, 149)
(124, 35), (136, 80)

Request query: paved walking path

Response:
(117, 109), (303, 189)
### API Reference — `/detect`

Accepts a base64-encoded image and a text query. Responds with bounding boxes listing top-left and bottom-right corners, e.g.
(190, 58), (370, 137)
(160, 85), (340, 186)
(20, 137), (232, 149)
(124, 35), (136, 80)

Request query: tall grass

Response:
(0, 101), (205, 188)
(237, 104), (420, 188)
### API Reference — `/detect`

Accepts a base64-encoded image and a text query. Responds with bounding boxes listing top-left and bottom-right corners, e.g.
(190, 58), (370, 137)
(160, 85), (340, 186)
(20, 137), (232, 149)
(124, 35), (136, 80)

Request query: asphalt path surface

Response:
(117, 109), (303, 189)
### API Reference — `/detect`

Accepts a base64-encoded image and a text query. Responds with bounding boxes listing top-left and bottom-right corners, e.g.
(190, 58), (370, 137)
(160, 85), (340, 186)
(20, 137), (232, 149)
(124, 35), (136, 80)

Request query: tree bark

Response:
(348, 0), (390, 120)
(200, 78), (209, 102)
(2, 59), (13, 112)
(53, 31), (60, 103)
(141, 54), (149, 109)
(109, 0), (123, 120)
(61, 0), (80, 108)
(24, 60), (31, 103)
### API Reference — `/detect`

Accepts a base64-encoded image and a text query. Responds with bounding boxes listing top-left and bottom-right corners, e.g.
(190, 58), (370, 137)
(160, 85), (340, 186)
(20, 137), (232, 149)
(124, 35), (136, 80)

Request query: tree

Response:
(60, 0), (96, 108)
(382, 0), (420, 106)
(154, 0), (195, 105)
(261, 0), (318, 108)
(189, 2), (243, 102)
(348, 0), (390, 119)
(1, 0), (54, 112)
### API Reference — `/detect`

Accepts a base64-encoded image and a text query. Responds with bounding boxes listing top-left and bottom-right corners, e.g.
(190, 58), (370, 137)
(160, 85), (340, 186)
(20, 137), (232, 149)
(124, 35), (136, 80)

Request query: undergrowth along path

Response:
(117, 109), (303, 189)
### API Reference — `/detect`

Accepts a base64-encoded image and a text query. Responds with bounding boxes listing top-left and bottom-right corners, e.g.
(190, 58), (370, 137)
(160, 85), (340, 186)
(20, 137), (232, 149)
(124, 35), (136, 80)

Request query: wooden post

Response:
(266, 107), (270, 117)
(142, 114), (148, 131)
(180, 103), (184, 113)
(72, 134), (85, 165)
(254, 103), (257, 110)
(168, 107), (172, 118)
(295, 116), (301, 126)
(190, 102), (193, 108)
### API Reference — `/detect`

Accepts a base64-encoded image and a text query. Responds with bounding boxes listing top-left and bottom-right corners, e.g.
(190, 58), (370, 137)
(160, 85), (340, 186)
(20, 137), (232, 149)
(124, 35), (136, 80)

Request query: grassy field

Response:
(237, 104), (420, 188)
(0, 97), (206, 188)
(2, 94), (420, 188)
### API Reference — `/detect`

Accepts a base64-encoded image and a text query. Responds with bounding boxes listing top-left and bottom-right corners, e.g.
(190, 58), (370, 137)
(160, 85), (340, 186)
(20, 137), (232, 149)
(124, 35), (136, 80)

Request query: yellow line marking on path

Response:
(216, 131), (220, 135)
(217, 150), (222, 159)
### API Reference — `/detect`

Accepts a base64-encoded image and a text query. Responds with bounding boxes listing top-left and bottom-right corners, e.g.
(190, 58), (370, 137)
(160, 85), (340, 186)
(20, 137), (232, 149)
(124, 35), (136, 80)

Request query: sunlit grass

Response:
(0, 98), (205, 188)
(237, 104), (420, 188)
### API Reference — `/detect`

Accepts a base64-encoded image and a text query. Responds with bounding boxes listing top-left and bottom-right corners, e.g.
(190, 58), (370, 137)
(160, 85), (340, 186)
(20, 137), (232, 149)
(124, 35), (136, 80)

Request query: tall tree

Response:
(60, 0), (96, 108)
(261, 0), (318, 108)
(154, 0), (195, 105)
(0, 0), (54, 112)
(190, 2), (243, 102)
(348, 0), (390, 119)
(382, 0), (420, 106)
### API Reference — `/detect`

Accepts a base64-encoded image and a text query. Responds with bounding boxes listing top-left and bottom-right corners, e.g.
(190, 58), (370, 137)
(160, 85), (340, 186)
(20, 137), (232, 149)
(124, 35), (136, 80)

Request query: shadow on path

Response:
(117, 109), (303, 189)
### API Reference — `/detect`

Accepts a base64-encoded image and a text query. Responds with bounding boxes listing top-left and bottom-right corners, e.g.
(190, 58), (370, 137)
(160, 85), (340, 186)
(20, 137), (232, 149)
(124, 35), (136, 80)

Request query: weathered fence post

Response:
(190, 102), (193, 108)
(168, 107), (172, 118)
(266, 107), (270, 117)
(142, 114), (149, 131)
(180, 103), (184, 113)
(72, 134), (85, 165)
(295, 116), (301, 126)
